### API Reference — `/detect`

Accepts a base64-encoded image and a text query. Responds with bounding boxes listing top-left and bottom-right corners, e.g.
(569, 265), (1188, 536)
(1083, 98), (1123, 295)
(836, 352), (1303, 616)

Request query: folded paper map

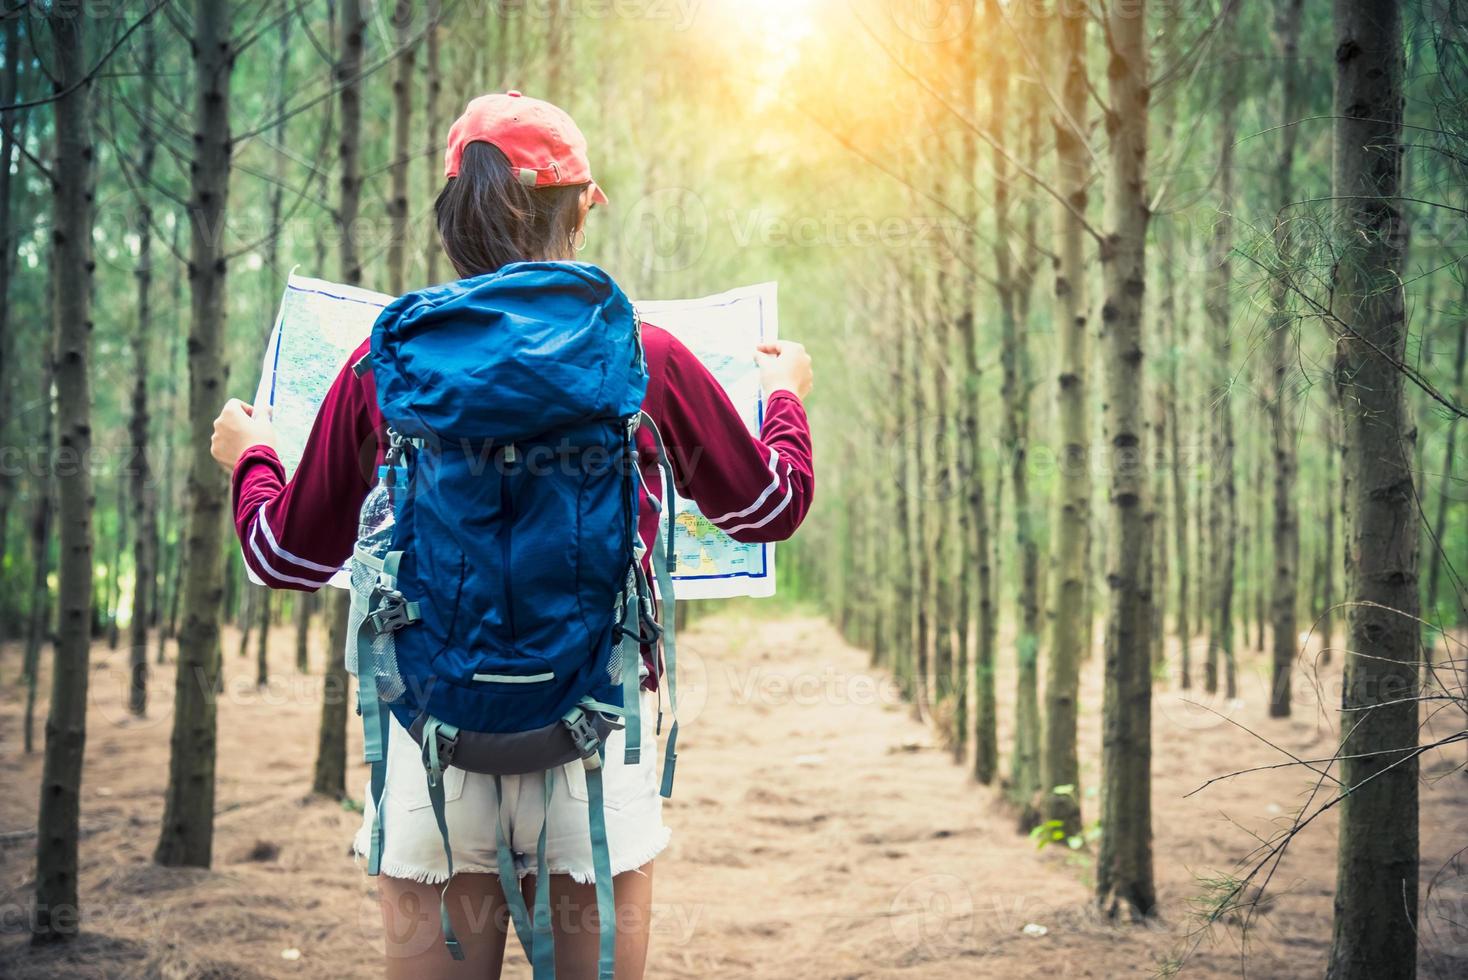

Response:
(247, 270), (777, 599)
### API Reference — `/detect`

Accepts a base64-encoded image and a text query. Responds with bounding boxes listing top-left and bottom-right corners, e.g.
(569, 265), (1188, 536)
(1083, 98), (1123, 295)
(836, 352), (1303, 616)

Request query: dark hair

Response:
(435, 141), (587, 278)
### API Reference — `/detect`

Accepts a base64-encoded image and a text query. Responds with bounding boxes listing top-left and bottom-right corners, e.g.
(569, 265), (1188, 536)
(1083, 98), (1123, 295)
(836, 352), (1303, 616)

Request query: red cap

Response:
(444, 91), (608, 205)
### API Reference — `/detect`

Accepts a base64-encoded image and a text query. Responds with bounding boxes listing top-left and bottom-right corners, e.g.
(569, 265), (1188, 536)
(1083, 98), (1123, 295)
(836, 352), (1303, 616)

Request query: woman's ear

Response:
(575, 186), (594, 232)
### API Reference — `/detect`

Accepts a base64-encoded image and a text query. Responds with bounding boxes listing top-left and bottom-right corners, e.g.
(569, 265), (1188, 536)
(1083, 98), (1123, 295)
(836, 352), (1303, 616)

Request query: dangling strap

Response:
(637, 412), (681, 797)
(530, 772), (556, 978)
(651, 532), (680, 799)
(492, 775), (541, 971)
(585, 757), (617, 980)
(422, 717), (464, 961)
(563, 704), (617, 980)
(619, 585), (642, 765)
(355, 621), (390, 875)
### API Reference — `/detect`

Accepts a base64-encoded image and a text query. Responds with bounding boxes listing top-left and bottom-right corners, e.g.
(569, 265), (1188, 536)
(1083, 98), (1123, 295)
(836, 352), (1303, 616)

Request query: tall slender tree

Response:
(989, 0), (1043, 820)
(1326, 0), (1419, 974)
(0, 10), (22, 580)
(31, 3), (97, 943)
(960, 0), (997, 785)
(1266, 0), (1306, 717)
(314, 0), (366, 799)
(1040, 0), (1090, 837)
(23, 327), (54, 754)
(1094, 0), (1155, 920)
(156, 0), (236, 869)
(423, 0), (443, 285)
(128, 15), (161, 718)
(387, 0), (415, 294)
(1205, 0), (1242, 700)
(1422, 284), (1465, 663)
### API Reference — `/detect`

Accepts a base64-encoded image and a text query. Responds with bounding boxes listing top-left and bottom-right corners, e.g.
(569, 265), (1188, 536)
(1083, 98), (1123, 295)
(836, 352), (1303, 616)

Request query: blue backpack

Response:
(347, 261), (680, 978)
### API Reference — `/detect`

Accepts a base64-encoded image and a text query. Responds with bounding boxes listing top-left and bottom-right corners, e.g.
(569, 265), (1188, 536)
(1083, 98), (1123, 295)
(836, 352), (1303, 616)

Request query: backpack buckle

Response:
(432, 725), (458, 770)
(369, 587), (418, 633)
(563, 708), (603, 768)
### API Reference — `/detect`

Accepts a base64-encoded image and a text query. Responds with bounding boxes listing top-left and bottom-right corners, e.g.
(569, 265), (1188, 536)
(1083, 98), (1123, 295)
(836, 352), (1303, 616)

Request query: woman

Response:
(211, 91), (815, 979)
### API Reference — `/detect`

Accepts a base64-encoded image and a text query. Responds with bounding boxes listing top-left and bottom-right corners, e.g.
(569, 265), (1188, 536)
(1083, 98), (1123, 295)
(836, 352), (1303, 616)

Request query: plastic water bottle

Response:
(357, 465), (402, 551)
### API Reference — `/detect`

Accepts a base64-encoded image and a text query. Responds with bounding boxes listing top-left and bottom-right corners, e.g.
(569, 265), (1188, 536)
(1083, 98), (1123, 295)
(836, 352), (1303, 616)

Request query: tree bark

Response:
(155, 0), (235, 870)
(1325, 1), (1419, 975)
(255, 588), (271, 688)
(387, 4), (415, 295)
(960, 0), (996, 789)
(313, 591), (351, 798)
(127, 10), (160, 718)
(1267, 0), (1306, 716)
(313, 0), (367, 799)
(1094, 0), (1155, 921)
(23, 332), (55, 755)
(1204, 0), (1242, 702)
(987, 0), (1042, 821)
(31, 6), (96, 943)
(1040, 0), (1089, 838)
(295, 592), (313, 672)
(423, 0), (443, 284)
(1422, 289), (1465, 663)
(337, 0), (365, 287)
(0, 11), (22, 590)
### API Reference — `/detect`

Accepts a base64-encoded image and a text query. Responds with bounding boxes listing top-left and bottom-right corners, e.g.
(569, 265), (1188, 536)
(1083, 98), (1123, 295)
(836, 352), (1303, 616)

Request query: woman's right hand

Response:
(755, 340), (814, 401)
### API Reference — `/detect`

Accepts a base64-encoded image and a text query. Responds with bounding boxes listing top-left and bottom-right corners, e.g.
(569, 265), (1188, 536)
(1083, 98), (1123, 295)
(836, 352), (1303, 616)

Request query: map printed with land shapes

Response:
(247, 272), (778, 599)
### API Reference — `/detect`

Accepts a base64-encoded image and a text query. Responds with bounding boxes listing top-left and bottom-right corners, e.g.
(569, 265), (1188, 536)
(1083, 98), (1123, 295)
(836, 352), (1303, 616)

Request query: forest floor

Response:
(0, 608), (1465, 979)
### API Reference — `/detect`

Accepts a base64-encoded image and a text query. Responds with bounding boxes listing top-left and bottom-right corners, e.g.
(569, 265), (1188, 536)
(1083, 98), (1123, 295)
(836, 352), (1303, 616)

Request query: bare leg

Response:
(379, 872), (510, 980)
(519, 862), (656, 980)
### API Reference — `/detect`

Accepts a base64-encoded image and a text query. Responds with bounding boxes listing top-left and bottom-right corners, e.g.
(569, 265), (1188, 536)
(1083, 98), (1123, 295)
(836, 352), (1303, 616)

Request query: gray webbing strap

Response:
(422, 717), (463, 960)
(620, 586), (642, 765)
(493, 775), (538, 969)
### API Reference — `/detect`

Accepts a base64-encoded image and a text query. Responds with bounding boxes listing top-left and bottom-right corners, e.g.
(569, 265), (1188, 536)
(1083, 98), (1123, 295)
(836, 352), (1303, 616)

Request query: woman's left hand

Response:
(211, 398), (277, 473)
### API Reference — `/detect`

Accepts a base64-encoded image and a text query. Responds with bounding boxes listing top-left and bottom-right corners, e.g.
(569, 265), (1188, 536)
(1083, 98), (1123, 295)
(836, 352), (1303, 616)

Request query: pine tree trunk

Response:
(1095, 0), (1155, 921)
(1164, 238), (1190, 686)
(156, 262), (184, 666)
(987, 1), (1041, 818)
(295, 592), (313, 672)
(128, 15), (160, 718)
(338, 0), (365, 287)
(312, 0), (367, 799)
(909, 272), (931, 717)
(1149, 385), (1168, 674)
(387, 7), (415, 295)
(1422, 298), (1466, 662)
(155, 0), (235, 870)
(1325, 1), (1418, 974)
(962, 0), (996, 788)
(105, 479), (126, 648)
(1205, 0), (1241, 701)
(1040, 0), (1090, 837)
(313, 591), (351, 798)
(23, 329), (56, 755)
(423, 0), (443, 284)
(255, 588), (270, 688)
(237, 584), (254, 658)
(1252, 448), (1268, 652)
(1267, 0), (1306, 716)
(31, 7), (96, 943)
(892, 278), (916, 704)
(0, 12), (21, 591)
(24, 264), (56, 757)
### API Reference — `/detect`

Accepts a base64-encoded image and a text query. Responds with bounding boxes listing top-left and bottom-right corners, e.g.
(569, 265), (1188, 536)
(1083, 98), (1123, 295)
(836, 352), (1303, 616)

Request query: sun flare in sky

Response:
(716, 0), (817, 56)
(705, 0), (819, 111)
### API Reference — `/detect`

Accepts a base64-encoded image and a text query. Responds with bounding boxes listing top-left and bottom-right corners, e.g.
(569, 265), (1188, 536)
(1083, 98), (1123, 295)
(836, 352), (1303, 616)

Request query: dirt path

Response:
(1, 610), (1464, 978)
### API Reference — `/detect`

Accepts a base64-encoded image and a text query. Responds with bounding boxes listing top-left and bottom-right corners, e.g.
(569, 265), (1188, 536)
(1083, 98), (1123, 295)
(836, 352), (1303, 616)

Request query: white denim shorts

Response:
(352, 692), (670, 885)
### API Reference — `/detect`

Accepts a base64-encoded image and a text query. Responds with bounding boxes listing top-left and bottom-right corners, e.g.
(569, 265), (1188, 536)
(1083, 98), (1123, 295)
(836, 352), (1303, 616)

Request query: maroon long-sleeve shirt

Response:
(232, 322), (814, 611)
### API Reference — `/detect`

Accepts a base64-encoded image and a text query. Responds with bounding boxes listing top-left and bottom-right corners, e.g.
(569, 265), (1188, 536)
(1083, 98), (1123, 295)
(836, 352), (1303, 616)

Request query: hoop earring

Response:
(570, 228), (588, 252)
